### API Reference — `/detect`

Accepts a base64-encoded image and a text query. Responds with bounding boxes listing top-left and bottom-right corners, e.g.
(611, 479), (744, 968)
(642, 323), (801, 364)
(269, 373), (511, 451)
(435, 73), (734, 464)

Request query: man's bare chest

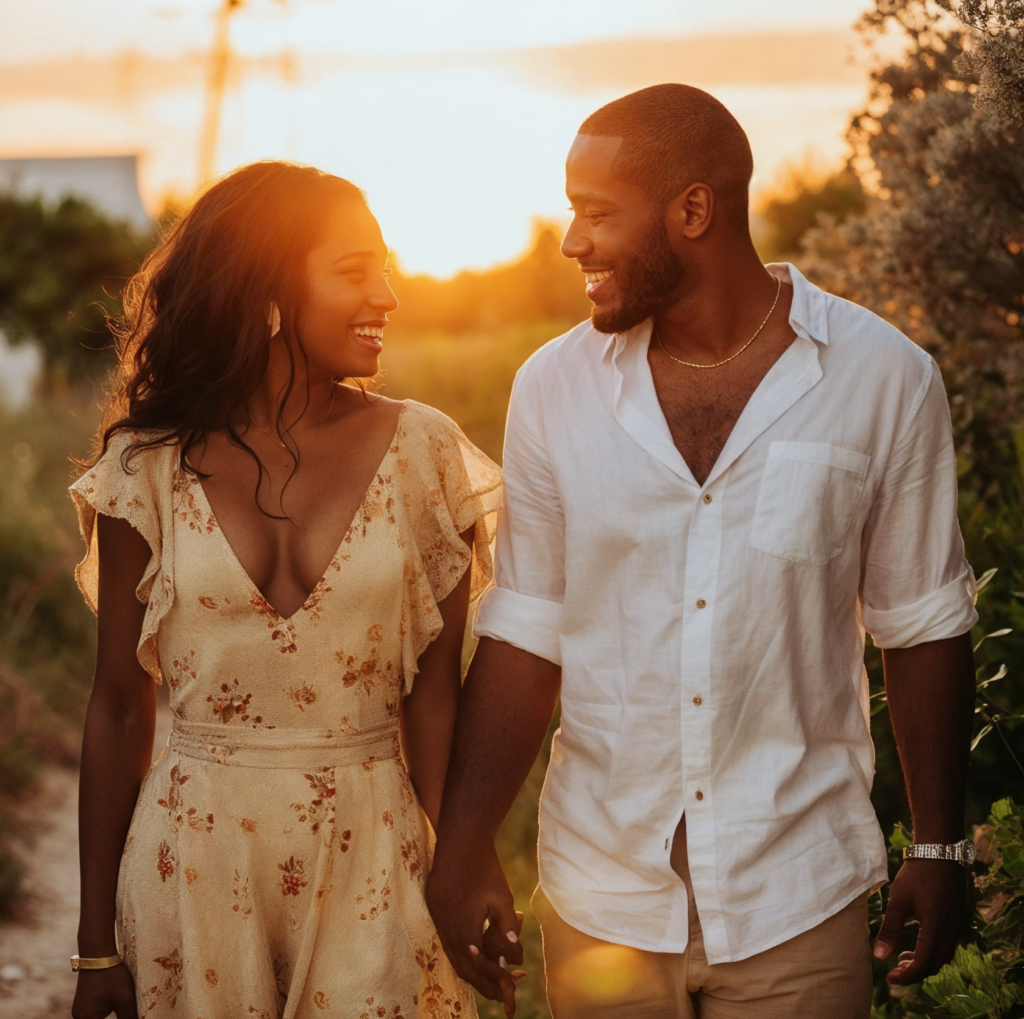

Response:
(649, 331), (797, 486)
(655, 377), (759, 486)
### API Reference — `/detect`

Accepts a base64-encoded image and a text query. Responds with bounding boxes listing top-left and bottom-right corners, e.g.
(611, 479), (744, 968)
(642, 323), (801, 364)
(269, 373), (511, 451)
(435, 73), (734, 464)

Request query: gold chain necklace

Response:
(655, 275), (782, 370)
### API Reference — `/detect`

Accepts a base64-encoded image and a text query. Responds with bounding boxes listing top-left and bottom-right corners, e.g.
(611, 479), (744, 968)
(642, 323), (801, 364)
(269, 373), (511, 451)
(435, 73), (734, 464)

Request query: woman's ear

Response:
(267, 302), (282, 338)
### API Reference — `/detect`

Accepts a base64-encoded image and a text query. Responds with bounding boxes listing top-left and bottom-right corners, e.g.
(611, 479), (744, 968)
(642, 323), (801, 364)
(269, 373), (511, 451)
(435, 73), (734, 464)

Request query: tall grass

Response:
(0, 390), (98, 916)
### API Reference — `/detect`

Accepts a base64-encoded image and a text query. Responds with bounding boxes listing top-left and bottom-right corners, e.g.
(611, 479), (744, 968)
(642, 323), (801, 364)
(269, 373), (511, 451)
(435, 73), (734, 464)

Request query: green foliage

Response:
(940, 0), (1024, 125)
(923, 944), (1024, 1017)
(907, 799), (1024, 1018)
(389, 222), (590, 337)
(0, 192), (150, 387)
(0, 394), (99, 917)
(806, 0), (1024, 508)
(756, 167), (867, 261)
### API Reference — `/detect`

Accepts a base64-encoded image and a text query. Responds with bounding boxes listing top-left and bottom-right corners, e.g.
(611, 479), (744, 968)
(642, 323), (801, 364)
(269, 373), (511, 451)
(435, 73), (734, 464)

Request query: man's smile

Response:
(581, 267), (616, 299)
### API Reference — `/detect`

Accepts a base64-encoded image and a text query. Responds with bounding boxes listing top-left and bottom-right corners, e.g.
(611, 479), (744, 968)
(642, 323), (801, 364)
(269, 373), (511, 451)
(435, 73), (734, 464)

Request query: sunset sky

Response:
(0, 0), (879, 275)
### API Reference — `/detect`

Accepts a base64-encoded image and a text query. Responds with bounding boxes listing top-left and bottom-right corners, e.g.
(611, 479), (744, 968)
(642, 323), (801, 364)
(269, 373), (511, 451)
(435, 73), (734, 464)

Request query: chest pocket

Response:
(749, 441), (870, 566)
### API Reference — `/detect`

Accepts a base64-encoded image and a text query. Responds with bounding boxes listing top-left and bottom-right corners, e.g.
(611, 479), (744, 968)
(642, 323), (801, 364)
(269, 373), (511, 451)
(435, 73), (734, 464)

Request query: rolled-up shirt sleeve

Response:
(473, 365), (565, 665)
(860, 357), (977, 649)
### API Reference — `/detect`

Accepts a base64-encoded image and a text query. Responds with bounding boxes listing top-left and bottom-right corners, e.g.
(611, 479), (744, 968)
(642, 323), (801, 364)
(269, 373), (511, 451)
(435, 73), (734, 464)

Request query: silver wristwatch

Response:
(903, 838), (976, 867)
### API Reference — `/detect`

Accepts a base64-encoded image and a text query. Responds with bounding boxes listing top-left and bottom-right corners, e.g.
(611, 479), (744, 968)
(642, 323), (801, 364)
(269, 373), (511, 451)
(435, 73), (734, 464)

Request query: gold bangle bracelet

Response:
(71, 954), (122, 972)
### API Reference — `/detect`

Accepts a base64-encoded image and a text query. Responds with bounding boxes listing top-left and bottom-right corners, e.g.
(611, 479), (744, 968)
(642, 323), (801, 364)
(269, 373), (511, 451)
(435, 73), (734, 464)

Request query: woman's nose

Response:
(370, 279), (399, 312)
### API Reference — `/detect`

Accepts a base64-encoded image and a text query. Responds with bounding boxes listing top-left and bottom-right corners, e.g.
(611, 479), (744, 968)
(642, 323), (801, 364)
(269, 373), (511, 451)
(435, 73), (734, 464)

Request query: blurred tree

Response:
(389, 221), (590, 335)
(0, 193), (150, 389)
(805, 0), (1024, 500)
(755, 164), (866, 261)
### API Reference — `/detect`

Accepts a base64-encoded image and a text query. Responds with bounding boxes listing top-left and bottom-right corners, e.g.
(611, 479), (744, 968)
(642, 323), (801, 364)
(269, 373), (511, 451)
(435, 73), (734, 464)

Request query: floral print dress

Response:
(71, 401), (502, 1019)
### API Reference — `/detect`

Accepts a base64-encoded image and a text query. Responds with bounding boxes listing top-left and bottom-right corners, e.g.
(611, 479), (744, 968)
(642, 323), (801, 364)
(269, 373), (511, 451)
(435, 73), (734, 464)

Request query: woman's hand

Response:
(72, 964), (139, 1019)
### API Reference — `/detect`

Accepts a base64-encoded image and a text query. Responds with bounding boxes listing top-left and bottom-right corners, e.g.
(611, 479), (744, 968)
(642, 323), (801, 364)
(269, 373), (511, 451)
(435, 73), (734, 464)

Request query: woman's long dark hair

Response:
(97, 161), (367, 488)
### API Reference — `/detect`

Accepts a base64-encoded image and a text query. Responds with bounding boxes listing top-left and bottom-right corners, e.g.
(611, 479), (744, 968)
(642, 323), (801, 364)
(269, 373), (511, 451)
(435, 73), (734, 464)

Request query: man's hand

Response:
(873, 860), (968, 984)
(426, 841), (525, 1017)
(879, 633), (975, 984)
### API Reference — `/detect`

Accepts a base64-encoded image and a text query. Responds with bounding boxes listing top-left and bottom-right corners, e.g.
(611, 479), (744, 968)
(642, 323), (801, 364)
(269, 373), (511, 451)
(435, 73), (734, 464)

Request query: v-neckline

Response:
(192, 403), (406, 624)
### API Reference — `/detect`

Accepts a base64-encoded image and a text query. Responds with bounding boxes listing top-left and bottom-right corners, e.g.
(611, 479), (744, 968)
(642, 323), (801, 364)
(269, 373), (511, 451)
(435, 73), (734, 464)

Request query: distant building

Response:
(0, 155), (150, 230)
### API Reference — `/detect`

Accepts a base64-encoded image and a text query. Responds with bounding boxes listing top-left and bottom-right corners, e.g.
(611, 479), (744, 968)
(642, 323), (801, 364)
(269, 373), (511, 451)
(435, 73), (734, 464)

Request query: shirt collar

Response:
(768, 261), (830, 345)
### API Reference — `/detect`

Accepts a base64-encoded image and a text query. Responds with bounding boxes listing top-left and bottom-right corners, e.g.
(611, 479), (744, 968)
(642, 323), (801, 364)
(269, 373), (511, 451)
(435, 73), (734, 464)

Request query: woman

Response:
(69, 162), (501, 1019)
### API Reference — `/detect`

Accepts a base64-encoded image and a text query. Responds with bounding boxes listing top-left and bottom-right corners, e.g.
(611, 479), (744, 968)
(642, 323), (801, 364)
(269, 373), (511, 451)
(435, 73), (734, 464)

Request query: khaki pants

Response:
(533, 835), (872, 1019)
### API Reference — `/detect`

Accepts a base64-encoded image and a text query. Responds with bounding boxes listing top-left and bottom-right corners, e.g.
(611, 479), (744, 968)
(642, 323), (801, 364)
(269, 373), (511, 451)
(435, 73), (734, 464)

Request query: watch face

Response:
(962, 840), (977, 866)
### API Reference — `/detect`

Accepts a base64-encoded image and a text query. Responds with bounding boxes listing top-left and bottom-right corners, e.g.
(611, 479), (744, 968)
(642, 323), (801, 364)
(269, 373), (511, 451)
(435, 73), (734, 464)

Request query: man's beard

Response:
(591, 218), (684, 335)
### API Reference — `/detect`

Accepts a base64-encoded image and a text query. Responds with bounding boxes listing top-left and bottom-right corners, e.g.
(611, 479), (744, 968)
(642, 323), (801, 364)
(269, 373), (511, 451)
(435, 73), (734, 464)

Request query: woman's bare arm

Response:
(399, 526), (473, 829)
(73, 514), (156, 1019)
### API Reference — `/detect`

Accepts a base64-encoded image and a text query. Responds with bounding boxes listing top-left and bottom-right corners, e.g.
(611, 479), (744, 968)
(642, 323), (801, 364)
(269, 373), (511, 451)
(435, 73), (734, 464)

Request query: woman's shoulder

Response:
(71, 428), (180, 496)
(397, 401), (498, 471)
(398, 399), (464, 440)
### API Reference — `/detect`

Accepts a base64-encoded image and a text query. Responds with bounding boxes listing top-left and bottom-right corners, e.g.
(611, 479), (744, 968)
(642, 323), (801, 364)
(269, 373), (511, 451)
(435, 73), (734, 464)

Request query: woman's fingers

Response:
(468, 943), (519, 1017)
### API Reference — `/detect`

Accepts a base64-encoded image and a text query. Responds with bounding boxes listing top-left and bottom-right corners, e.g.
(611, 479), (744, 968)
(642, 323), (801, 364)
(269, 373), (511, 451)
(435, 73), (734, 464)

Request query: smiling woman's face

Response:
(296, 199), (398, 380)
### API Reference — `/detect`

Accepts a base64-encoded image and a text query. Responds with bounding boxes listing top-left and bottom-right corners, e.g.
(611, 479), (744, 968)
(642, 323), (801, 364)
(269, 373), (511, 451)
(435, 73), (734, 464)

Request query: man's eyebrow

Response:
(567, 192), (614, 205)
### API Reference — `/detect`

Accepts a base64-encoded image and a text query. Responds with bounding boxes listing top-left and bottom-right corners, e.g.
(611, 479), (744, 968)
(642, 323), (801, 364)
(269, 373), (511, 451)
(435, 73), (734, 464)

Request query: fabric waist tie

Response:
(168, 718), (401, 770)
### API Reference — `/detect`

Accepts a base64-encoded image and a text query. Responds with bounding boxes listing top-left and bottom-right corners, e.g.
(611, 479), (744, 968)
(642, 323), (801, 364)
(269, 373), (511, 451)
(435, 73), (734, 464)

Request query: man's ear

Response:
(666, 183), (714, 242)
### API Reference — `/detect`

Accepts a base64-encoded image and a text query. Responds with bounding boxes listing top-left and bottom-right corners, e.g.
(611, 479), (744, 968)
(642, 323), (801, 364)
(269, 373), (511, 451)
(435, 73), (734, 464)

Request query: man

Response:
(427, 84), (977, 1019)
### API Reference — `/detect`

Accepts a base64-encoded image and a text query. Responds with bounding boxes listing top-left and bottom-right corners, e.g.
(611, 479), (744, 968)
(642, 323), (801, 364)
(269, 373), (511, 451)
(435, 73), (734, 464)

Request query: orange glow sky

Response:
(0, 0), (879, 275)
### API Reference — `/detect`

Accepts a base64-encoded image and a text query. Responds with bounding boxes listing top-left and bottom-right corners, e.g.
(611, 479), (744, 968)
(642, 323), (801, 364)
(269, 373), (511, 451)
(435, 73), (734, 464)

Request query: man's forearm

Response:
(435, 637), (561, 848)
(882, 632), (975, 842)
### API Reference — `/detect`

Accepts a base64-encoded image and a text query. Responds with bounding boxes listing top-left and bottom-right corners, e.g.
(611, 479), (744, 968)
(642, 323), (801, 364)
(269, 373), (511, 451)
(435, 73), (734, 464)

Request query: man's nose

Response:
(560, 218), (590, 260)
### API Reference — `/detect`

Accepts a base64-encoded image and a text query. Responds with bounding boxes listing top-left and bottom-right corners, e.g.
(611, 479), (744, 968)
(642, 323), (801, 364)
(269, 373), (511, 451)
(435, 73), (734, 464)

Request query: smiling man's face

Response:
(561, 133), (685, 334)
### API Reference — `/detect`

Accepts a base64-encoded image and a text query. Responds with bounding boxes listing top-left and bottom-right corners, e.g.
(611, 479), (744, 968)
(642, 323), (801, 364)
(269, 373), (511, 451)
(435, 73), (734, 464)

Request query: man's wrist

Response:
(910, 818), (965, 844)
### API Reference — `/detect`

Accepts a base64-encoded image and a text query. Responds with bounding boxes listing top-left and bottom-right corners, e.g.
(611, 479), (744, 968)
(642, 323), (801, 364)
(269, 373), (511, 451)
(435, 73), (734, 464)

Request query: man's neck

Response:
(654, 246), (781, 364)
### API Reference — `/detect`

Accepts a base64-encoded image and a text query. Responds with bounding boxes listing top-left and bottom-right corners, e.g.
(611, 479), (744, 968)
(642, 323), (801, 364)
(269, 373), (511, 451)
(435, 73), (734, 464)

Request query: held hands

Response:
(71, 964), (139, 1019)
(873, 860), (969, 985)
(426, 842), (526, 1018)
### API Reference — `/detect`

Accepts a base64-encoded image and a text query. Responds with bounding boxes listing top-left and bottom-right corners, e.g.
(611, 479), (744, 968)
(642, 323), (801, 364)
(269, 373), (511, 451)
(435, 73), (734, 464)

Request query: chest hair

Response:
(648, 324), (796, 486)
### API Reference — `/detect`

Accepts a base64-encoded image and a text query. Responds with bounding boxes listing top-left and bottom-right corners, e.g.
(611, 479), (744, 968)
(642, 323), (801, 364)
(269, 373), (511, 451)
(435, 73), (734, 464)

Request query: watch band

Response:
(903, 838), (976, 867)
(71, 954), (122, 972)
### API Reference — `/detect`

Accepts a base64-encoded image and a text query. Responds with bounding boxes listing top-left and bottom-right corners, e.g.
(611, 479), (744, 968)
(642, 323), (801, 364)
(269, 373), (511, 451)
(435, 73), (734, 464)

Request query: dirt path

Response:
(0, 707), (172, 1018)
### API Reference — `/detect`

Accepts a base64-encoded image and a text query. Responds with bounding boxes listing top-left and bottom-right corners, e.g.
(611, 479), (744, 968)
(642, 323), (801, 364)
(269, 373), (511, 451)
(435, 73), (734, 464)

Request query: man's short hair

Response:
(579, 84), (754, 232)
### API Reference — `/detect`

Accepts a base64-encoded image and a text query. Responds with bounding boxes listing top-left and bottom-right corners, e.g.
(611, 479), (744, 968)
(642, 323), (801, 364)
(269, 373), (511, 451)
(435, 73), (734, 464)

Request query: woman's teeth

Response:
(352, 326), (384, 341)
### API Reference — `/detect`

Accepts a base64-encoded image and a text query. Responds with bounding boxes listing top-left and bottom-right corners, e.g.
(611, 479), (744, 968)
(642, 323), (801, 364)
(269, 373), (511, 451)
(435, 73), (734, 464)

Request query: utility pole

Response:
(196, 0), (245, 186)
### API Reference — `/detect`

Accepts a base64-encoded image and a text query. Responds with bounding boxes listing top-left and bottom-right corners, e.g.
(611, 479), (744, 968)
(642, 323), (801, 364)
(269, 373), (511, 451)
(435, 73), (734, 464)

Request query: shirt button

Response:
(696, 598), (706, 609)
(693, 695), (702, 706)
(703, 493), (712, 504)
(695, 790), (704, 801)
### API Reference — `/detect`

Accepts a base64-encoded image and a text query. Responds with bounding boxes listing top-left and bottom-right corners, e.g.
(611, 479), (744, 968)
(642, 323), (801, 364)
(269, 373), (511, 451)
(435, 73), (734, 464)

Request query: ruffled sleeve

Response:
(396, 401), (503, 689)
(69, 431), (177, 683)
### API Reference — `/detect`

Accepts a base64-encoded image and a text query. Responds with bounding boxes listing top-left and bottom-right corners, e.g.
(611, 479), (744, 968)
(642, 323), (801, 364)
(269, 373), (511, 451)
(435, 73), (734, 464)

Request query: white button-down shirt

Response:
(474, 263), (977, 964)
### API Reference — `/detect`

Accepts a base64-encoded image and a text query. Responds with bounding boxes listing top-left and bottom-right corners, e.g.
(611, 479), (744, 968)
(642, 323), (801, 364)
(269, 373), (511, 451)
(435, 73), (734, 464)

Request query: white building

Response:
(0, 155), (150, 231)
(0, 155), (152, 402)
